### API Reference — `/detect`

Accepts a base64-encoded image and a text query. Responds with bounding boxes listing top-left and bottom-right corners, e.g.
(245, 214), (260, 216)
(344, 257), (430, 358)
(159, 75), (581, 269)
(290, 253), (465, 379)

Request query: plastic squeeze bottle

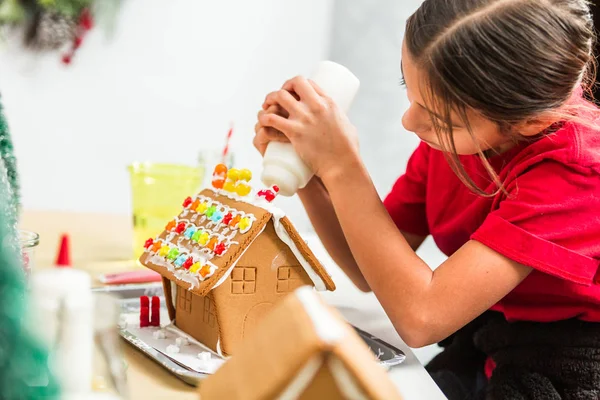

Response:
(261, 61), (360, 196)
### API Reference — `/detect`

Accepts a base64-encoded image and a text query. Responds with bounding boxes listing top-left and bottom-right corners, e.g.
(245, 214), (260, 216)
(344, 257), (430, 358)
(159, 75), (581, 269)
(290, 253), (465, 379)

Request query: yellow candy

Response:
(196, 202), (208, 214)
(227, 168), (240, 182)
(189, 262), (201, 273)
(199, 232), (210, 245)
(239, 169), (252, 182)
(238, 217), (251, 231)
(235, 183), (251, 196)
(223, 181), (236, 192)
(159, 245), (170, 257)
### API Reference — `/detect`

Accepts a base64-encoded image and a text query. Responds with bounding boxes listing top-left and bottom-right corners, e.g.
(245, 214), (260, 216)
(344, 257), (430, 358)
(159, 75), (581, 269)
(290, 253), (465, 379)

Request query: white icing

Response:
(328, 356), (368, 400)
(166, 344), (180, 354)
(152, 330), (167, 340)
(197, 352), (211, 361)
(175, 337), (189, 347)
(277, 356), (323, 400)
(216, 337), (223, 357)
(295, 287), (345, 344)
(273, 217), (327, 291)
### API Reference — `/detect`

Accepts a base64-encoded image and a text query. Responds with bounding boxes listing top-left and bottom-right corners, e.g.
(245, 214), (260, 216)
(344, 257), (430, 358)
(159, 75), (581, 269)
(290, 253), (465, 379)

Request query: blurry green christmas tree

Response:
(0, 100), (60, 398)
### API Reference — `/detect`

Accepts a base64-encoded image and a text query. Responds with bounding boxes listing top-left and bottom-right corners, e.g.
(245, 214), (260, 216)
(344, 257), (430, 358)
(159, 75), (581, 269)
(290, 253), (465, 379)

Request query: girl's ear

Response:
(516, 114), (559, 137)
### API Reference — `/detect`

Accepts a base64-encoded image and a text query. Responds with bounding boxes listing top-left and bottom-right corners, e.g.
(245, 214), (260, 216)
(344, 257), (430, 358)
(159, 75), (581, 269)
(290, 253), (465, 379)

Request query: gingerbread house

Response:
(198, 286), (402, 400)
(139, 165), (336, 356)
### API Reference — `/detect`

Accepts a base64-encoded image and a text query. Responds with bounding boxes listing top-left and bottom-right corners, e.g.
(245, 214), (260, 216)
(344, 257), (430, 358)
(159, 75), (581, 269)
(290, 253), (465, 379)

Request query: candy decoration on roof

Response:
(151, 241), (162, 252)
(239, 217), (251, 232)
(214, 242), (227, 256)
(184, 226), (196, 239)
(223, 212), (233, 225)
(159, 245), (170, 257)
(212, 164), (227, 189)
(182, 257), (194, 270)
(190, 263), (201, 273)
(200, 265), (211, 278)
(175, 222), (186, 234)
(196, 201), (208, 214)
(144, 238), (154, 249)
(257, 185), (280, 202)
(167, 248), (179, 261)
(174, 254), (188, 268)
(165, 220), (176, 231)
(235, 183), (251, 196)
(183, 196), (193, 208)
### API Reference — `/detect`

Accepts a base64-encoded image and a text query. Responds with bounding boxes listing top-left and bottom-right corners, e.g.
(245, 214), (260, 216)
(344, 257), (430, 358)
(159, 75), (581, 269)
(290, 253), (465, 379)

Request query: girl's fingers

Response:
(262, 90), (300, 115)
(307, 79), (327, 97)
(258, 112), (298, 138)
(282, 76), (321, 109)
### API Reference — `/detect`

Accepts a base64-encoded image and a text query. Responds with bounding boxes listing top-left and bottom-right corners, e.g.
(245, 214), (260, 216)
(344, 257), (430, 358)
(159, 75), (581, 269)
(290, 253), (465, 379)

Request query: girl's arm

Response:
(299, 177), (426, 292)
(257, 77), (532, 347)
(323, 162), (531, 347)
(255, 105), (425, 292)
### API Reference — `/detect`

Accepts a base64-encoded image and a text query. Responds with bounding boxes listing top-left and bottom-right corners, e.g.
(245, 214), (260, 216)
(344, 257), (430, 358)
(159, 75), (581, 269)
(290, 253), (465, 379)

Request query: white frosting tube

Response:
(261, 61), (360, 196)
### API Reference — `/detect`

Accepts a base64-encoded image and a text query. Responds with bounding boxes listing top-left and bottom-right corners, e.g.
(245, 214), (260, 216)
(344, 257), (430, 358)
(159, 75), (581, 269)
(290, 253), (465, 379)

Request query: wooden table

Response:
(21, 210), (446, 400)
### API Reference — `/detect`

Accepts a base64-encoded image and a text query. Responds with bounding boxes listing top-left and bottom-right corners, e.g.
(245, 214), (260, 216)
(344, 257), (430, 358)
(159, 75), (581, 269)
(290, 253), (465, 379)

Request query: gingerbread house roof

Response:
(198, 286), (402, 400)
(139, 188), (335, 297)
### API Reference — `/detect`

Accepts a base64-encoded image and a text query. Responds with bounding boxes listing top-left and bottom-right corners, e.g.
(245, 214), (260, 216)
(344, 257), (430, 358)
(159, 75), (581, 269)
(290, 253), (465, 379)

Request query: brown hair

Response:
(405, 0), (596, 195)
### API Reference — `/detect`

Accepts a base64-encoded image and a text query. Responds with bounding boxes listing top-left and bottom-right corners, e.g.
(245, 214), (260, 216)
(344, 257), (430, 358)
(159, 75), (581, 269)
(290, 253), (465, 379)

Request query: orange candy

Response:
(207, 237), (218, 251)
(190, 199), (200, 210)
(199, 265), (212, 278)
(212, 178), (225, 189)
(165, 220), (176, 231)
(230, 215), (241, 227)
(213, 164), (228, 176)
(151, 242), (162, 252)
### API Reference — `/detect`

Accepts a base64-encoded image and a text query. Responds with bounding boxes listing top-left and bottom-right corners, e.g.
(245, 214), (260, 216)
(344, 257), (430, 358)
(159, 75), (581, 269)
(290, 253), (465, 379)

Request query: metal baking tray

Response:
(94, 283), (405, 386)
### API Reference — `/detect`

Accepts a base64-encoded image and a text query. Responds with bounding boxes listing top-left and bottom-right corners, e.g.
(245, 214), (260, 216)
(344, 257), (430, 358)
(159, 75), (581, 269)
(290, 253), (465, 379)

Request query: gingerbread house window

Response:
(203, 296), (217, 327)
(277, 266), (303, 293)
(178, 288), (193, 314)
(231, 267), (257, 294)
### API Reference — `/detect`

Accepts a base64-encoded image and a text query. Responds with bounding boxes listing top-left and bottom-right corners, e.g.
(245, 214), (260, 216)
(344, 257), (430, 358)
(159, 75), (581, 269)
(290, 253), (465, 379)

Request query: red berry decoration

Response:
(175, 222), (186, 234)
(273, 185), (280, 193)
(61, 54), (72, 65)
(223, 212), (233, 225)
(182, 257), (194, 270)
(182, 196), (192, 207)
(214, 242), (227, 256)
(265, 191), (276, 202)
(144, 238), (154, 249)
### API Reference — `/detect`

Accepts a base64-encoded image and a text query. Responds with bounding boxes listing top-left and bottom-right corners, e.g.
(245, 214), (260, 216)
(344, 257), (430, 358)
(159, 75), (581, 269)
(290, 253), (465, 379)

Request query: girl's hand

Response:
(253, 104), (289, 156)
(257, 76), (361, 185)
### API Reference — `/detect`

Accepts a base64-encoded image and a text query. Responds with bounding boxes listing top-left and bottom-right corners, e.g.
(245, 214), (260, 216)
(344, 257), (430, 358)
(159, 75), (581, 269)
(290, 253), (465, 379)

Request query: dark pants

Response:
(426, 312), (493, 400)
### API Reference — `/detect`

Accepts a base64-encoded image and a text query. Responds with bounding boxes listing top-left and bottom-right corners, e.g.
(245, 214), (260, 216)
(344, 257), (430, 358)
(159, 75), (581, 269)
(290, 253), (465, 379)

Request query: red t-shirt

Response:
(383, 97), (600, 323)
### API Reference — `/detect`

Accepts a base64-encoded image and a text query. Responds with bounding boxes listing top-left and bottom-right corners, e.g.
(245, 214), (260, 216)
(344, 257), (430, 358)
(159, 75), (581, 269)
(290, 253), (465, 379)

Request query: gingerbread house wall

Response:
(174, 287), (221, 352)
(298, 362), (347, 400)
(212, 220), (313, 355)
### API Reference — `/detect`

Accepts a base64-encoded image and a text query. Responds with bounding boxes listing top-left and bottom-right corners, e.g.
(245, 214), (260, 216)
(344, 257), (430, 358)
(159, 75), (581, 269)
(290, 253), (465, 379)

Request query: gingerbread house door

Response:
(242, 302), (273, 339)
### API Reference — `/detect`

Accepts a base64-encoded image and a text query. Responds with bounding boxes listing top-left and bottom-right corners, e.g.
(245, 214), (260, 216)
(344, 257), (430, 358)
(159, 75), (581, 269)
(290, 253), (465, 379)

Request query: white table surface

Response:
(304, 235), (447, 400)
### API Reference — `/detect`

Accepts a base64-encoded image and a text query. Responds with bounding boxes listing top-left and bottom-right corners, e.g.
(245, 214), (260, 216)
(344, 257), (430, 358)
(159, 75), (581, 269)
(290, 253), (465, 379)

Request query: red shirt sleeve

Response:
(383, 142), (430, 236)
(471, 160), (600, 285)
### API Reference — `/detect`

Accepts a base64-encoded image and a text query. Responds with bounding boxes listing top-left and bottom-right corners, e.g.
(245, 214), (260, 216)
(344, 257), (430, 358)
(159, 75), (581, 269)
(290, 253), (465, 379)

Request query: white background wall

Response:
(0, 0), (333, 230)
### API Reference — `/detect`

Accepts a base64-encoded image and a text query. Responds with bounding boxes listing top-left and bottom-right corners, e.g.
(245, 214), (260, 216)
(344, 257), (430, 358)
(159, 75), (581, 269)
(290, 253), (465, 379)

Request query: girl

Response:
(255, 0), (600, 399)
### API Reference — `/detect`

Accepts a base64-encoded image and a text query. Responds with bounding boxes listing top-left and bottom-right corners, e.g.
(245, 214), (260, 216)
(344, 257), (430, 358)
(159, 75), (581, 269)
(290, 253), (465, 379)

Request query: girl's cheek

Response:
(402, 108), (432, 135)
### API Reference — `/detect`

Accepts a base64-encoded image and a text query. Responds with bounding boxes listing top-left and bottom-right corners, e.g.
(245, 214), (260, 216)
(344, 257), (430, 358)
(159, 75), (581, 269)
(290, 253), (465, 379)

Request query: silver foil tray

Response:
(94, 283), (405, 386)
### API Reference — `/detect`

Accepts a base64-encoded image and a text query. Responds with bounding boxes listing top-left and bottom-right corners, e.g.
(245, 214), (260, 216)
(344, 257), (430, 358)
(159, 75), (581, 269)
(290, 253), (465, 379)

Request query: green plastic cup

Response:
(128, 163), (204, 260)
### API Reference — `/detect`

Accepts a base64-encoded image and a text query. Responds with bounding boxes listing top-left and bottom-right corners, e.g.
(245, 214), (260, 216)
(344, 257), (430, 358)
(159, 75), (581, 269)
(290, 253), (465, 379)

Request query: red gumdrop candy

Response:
(257, 190), (267, 197)
(265, 191), (276, 202)
(272, 186), (280, 193)
(182, 257), (194, 269)
(214, 243), (227, 255)
(223, 212), (233, 225)
(182, 196), (192, 207)
(175, 222), (186, 234)
(144, 238), (154, 249)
